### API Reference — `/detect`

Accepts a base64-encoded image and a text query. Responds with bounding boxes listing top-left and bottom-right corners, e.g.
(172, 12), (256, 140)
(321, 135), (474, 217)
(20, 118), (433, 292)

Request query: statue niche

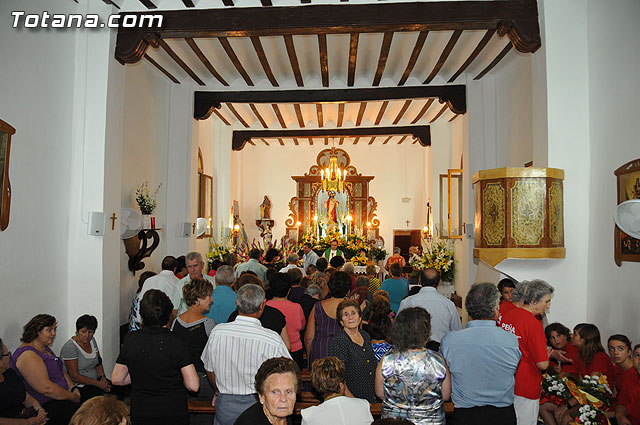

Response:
(286, 148), (380, 241)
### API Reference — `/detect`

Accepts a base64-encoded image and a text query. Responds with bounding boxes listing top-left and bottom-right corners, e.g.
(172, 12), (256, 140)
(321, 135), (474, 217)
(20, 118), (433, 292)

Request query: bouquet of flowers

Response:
(540, 373), (572, 405)
(567, 375), (613, 409)
(371, 247), (387, 261)
(350, 254), (368, 266)
(569, 404), (609, 425)
(135, 181), (161, 214)
(411, 239), (455, 282)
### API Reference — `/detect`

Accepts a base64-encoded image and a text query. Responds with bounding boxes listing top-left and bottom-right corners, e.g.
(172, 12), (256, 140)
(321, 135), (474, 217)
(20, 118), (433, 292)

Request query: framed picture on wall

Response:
(199, 174), (213, 238)
(614, 158), (640, 266)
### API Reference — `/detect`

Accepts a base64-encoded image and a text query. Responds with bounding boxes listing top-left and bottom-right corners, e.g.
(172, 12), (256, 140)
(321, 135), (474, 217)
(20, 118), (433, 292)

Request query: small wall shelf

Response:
(124, 228), (163, 273)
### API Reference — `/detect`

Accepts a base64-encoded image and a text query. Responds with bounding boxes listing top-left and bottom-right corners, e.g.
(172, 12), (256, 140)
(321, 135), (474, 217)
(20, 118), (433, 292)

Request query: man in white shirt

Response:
(398, 268), (462, 351)
(302, 243), (319, 268)
(201, 284), (291, 425)
(133, 256), (178, 328)
(279, 253), (306, 276)
(171, 251), (216, 316)
(235, 248), (267, 283)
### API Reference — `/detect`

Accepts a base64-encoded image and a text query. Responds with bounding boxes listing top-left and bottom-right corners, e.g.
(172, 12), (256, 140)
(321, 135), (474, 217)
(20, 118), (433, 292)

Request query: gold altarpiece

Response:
(285, 148), (380, 241)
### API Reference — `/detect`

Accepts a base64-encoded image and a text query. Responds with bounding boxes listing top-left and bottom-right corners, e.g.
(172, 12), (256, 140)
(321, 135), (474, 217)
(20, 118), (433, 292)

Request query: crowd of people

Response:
(1, 245), (638, 425)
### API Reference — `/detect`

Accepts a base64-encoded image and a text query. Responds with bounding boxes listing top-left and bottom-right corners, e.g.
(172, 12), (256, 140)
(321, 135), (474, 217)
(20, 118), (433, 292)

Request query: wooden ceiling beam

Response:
(355, 102), (367, 126)
(211, 108), (231, 125)
(374, 101), (389, 125)
(261, 0), (273, 6)
(138, 0), (156, 9)
(474, 43), (512, 80)
(185, 38), (229, 86)
(294, 104), (305, 127)
(116, 1), (541, 65)
(448, 29), (494, 83)
(410, 98), (435, 124)
(393, 100), (412, 125)
(347, 33), (359, 87)
(226, 104), (250, 128)
(397, 135), (408, 144)
(218, 37), (254, 86)
(222, 0), (234, 6)
(260, 138), (270, 146)
(373, 32), (394, 86)
(398, 31), (428, 86)
(316, 104), (324, 127)
(144, 54), (180, 84)
(158, 39), (204, 85)
(382, 136), (393, 145)
(102, 0), (120, 9)
(182, 0), (195, 7)
(367, 137), (376, 145)
(278, 138), (285, 146)
(353, 137), (361, 145)
(423, 30), (462, 84)
(337, 103), (345, 127)
(232, 125), (431, 150)
(318, 34), (330, 87)
(249, 104), (268, 128)
(271, 104), (287, 128)
(283, 35), (304, 87)
(429, 104), (449, 123)
(250, 37), (279, 87)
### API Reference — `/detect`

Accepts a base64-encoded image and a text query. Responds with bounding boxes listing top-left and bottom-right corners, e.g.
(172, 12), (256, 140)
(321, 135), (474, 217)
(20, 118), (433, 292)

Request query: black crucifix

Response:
(405, 220), (410, 227)
(110, 213), (117, 230)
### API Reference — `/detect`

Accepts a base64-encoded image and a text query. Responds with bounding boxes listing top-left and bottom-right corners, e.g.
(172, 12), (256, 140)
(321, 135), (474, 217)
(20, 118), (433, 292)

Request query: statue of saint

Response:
(259, 195), (271, 219)
(325, 192), (340, 227)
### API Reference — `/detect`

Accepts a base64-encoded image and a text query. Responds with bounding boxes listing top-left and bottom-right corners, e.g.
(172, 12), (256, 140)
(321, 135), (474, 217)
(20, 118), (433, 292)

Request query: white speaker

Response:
(88, 211), (105, 236)
(182, 222), (192, 237)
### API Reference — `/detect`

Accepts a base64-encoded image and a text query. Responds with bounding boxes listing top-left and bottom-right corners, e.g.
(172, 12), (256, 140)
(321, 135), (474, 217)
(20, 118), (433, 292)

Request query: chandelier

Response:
(321, 147), (346, 193)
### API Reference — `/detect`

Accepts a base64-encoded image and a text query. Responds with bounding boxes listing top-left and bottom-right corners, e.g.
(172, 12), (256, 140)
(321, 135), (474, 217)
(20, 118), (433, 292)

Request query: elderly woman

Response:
(499, 279), (554, 425)
(305, 271), (351, 367)
(301, 356), (374, 425)
(61, 315), (110, 402)
(0, 337), (49, 424)
(375, 307), (451, 425)
(112, 289), (199, 425)
(234, 357), (301, 425)
(10, 314), (81, 425)
(69, 395), (128, 425)
(328, 299), (377, 402)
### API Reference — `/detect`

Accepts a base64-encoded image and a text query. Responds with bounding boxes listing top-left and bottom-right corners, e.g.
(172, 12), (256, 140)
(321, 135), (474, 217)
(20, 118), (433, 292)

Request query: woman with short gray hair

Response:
(499, 279), (554, 425)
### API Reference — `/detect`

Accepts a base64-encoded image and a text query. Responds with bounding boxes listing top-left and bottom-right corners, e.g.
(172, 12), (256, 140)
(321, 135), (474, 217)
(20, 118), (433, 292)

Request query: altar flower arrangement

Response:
(410, 239), (455, 282)
(344, 234), (369, 258)
(372, 247), (388, 261)
(135, 181), (161, 215)
(540, 373), (572, 405)
(350, 254), (368, 266)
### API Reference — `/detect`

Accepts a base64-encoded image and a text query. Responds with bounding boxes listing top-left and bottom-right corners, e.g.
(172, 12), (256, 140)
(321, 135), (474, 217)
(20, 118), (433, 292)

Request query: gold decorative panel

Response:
(355, 183), (362, 197)
(549, 182), (564, 245)
(482, 182), (505, 246)
(511, 179), (545, 245)
(304, 183), (311, 198)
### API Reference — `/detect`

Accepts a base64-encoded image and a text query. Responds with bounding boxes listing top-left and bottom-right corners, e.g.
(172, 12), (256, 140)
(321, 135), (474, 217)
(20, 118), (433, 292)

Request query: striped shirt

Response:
(201, 315), (291, 395)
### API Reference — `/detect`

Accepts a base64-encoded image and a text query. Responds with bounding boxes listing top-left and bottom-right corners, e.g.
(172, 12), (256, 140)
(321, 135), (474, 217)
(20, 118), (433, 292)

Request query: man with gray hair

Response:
(205, 265), (237, 324)
(171, 251), (216, 316)
(279, 252), (306, 276)
(201, 284), (291, 425)
(441, 282), (521, 425)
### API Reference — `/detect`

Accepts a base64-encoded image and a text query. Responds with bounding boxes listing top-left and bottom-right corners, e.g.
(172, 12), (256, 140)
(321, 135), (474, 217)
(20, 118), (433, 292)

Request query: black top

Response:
(116, 327), (192, 420)
(328, 329), (378, 402)
(227, 306), (286, 334)
(0, 368), (26, 418)
(295, 294), (317, 321)
(287, 286), (305, 302)
(234, 402), (292, 425)
(171, 319), (209, 373)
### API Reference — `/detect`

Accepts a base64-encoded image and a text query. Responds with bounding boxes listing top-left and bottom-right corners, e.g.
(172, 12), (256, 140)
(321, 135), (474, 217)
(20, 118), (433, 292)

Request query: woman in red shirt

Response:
(608, 334), (637, 394)
(615, 344), (640, 425)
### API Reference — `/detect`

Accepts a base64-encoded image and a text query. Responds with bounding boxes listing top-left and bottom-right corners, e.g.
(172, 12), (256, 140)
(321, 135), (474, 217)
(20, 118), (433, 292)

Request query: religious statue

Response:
(259, 195), (271, 219)
(325, 192), (340, 227)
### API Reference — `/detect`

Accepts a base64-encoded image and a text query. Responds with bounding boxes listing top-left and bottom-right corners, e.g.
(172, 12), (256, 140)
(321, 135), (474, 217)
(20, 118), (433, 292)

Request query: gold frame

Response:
(439, 168), (463, 239)
(199, 174), (213, 238)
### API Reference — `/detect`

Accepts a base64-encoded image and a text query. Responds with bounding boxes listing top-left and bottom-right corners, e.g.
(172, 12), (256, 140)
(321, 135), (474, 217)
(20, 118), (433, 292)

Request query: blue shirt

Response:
(380, 278), (408, 313)
(206, 285), (237, 324)
(440, 320), (521, 408)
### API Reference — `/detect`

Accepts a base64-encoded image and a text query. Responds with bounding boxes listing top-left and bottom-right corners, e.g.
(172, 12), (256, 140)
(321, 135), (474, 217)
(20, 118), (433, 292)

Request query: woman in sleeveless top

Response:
(10, 314), (81, 425)
(305, 272), (350, 367)
(375, 307), (451, 425)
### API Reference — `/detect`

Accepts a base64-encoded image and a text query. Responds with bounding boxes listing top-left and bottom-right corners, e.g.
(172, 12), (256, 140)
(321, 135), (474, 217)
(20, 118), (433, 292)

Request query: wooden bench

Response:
(188, 394), (454, 417)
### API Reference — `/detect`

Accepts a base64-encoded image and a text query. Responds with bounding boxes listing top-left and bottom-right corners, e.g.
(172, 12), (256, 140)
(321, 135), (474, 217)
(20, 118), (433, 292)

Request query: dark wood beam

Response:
(367, 137), (376, 145)
(211, 108), (231, 125)
(374, 101), (389, 125)
(138, 0), (156, 9)
(423, 30), (462, 84)
(260, 0), (273, 5)
(382, 136), (393, 145)
(226, 104), (250, 128)
(324, 138), (329, 145)
(144, 54), (180, 84)
(260, 138), (270, 146)
(318, 34), (329, 87)
(429, 104), (449, 123)
(278, 138), (285, 146)
(222, 0), (234, 6)
(249, 104), (268, 128)
(398, 31), (428, 86)
(232, 125), (431, 150)
(115, 1), (541, 64)
(347, 33), (359, 87)
(102, 0), (121, 9)
(474, 43), (512, 80)
(448, 29), (494, 83)
(271, 104), (287, 128)
(251, 36), (279, 87)
(306, 138), (312, 145)
(337, 103), (345, 127)
(449, 114), (459, 122)
(410, 98), (435, 124)
(193, 85), (465, 119)
(182, 0), (195, 6)
(355, 102), (367, 126)
(393, 100), (412, 125)
(397, 135), (408, 144)
(373, 32), (393, 86)
(185, 38), (229, 86)
(316, 104), (324, 127)
(283, 35), (304, 87)
(293, 138), (299, 146)
(219, 37), (254, 86)
(294, 104), (305, 127)
(158, 39), (204, 85)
